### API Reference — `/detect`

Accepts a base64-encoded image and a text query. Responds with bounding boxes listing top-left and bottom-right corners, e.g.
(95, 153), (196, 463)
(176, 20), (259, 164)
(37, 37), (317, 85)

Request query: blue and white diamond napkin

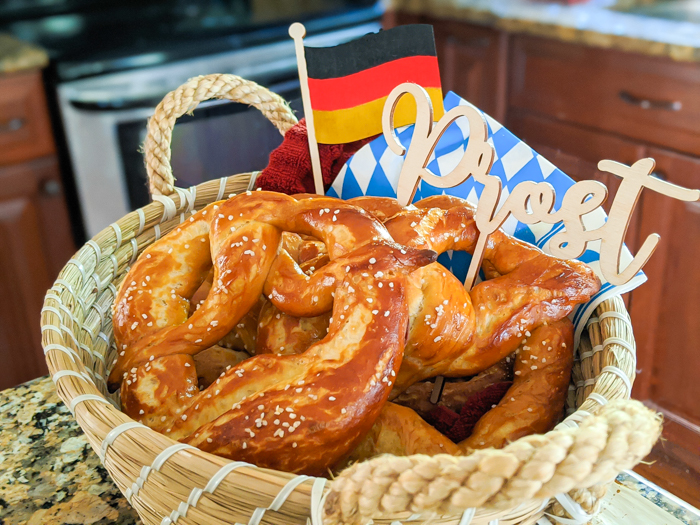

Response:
(327, 91), (645, 345)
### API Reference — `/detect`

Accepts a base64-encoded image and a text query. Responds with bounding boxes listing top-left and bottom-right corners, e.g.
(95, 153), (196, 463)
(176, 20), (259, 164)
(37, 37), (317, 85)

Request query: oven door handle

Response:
(69, 92), (189, 111)
(69, 64), (301, 112)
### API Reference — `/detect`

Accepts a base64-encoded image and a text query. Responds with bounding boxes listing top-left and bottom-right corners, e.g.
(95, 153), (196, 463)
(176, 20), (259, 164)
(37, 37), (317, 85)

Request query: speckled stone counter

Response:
(0, 34), (48, 75)
(0, 377), (138, 525)
(2, 376), (699, 525)
(390, 0), (700, 62)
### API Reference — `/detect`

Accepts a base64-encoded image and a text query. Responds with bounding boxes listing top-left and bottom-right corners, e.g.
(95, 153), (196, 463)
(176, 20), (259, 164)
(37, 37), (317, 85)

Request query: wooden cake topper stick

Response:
(380, 83), (700, 291)
(592, 159), (698, 285)
(289, 22), (324, 195)
(382, 82), (495, 290)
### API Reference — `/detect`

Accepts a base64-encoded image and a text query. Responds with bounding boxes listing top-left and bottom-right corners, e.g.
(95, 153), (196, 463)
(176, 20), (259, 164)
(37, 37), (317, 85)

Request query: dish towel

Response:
(255, 119), (374, 194)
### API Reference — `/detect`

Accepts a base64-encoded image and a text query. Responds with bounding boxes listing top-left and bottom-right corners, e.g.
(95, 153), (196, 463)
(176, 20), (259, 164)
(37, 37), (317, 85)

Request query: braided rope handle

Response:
(323, 399), (661, 525)
(143, 73), (298, 196)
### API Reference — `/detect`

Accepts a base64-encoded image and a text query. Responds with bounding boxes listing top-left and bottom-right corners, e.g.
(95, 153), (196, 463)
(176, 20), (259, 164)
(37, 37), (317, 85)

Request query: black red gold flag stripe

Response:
(303, 24), (444, 144)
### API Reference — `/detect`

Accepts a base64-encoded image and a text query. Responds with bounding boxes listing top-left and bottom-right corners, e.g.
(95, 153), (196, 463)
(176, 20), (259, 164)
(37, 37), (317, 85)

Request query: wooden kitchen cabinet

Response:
(0, 71), (75, 390)
(509, 35), (700, 156)
(626, 147), (700, 503)
(0, 71), (55, 165)
(432, 20), (508, 121)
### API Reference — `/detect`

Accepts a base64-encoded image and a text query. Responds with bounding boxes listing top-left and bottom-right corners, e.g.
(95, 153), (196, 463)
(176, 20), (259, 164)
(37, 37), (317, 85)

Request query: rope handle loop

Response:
(322, 399), (661, 525)
(143, 74), (298, 197)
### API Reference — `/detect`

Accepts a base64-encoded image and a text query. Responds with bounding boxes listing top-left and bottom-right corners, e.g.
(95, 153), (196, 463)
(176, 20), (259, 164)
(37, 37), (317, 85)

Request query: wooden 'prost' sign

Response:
(382, 82), (700, 291)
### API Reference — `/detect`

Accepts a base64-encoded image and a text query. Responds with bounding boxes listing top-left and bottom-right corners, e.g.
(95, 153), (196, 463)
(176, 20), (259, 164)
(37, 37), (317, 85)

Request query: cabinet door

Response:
(628, 147), (700, 504)
(432, 21), (508, 122)
(0, 157), (75, 390)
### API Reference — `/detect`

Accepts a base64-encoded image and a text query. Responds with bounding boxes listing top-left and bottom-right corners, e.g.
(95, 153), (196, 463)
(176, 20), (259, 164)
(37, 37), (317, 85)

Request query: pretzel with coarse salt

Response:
(263, 194), (599, 398)
(384, 195), (599, 393)
(112, 191), (436, 475)
(460, 318), (574, 451)
(110, 192), (393, 387)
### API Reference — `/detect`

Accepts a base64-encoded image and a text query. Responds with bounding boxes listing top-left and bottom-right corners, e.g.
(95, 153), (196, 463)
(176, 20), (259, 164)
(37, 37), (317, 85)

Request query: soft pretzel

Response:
(113, 191), (437, 475)
(460, 318), (574, 450)
(113, 191), (595, 474)
(110, 192), (393, 387)
(383, 195), (599, 392)
(121, 242), (435, 475)
(265, 195), (599, 395)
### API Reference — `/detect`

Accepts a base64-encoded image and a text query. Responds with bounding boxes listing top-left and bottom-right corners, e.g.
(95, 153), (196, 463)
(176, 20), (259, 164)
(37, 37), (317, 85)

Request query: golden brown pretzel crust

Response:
(341, 402), (460, 467)
(384, 196), (599, 392)
(460, 319), (574, 450)
(256, 300), (330, 356)
(112, 203), (216, 365)
(113, 192), (437, 475)
(347, 196), (411, 222)
(394, 263), (476, 397)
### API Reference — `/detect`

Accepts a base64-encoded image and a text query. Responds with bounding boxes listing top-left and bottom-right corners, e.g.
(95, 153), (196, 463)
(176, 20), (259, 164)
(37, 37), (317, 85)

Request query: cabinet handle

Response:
(619, 91), (682, 111)
(41, 179), (62, 196)
(0, 117), (25, 133)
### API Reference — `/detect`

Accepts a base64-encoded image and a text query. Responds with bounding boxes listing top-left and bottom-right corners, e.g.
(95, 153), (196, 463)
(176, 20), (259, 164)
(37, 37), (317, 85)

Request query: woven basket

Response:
(41, 74), (661, 525)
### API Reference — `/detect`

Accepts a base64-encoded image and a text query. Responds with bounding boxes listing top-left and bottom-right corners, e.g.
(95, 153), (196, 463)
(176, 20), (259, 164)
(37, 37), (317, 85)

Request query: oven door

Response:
(56, 22), (379, 237)
(117, 77), (302, 211)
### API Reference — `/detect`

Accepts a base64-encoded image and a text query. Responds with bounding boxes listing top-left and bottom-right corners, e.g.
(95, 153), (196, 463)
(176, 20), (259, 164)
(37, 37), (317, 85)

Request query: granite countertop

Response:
(0, 34), (48, 75)
(0, 377), (137, 525)
(2, 376), (700, 524)
(390, 0), (700, 62)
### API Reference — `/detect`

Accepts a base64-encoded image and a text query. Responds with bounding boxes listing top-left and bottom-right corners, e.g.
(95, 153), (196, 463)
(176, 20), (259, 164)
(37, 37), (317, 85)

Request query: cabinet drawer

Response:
(510, 36), (700, 156)
(0, 70), (55, 165)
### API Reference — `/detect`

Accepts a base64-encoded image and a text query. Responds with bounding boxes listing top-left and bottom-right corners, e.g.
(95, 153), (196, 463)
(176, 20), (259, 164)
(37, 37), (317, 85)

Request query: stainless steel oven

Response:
(56, 22), (380, 237)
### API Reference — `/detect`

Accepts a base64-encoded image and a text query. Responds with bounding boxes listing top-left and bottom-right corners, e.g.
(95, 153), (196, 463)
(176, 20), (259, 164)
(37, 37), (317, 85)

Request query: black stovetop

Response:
(0, 0), (381, 81)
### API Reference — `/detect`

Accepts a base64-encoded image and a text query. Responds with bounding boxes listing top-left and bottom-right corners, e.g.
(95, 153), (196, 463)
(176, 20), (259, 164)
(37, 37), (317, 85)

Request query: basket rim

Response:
(40, 174), (646, 525)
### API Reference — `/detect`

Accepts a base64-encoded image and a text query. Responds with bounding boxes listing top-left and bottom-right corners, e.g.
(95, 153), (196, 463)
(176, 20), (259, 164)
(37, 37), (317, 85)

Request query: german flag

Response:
(305, 25), (444, 145)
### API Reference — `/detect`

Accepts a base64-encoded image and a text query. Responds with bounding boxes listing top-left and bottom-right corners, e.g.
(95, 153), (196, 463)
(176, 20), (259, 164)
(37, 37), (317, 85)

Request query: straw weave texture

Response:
(41, 74), (660, 525)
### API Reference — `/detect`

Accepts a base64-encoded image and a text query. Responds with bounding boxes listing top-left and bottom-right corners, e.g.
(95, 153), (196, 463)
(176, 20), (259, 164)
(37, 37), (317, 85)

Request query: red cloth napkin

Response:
(255, 119), (375, 194)
(425, 381), (513, 443)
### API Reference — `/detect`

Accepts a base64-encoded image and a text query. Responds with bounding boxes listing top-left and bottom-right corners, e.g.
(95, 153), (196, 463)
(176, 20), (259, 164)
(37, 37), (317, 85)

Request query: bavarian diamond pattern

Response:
(328, 91), (646, 345)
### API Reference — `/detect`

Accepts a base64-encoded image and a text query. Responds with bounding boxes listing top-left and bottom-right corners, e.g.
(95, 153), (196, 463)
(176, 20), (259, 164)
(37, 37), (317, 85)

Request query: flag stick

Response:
(289, 23), (324, 195)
